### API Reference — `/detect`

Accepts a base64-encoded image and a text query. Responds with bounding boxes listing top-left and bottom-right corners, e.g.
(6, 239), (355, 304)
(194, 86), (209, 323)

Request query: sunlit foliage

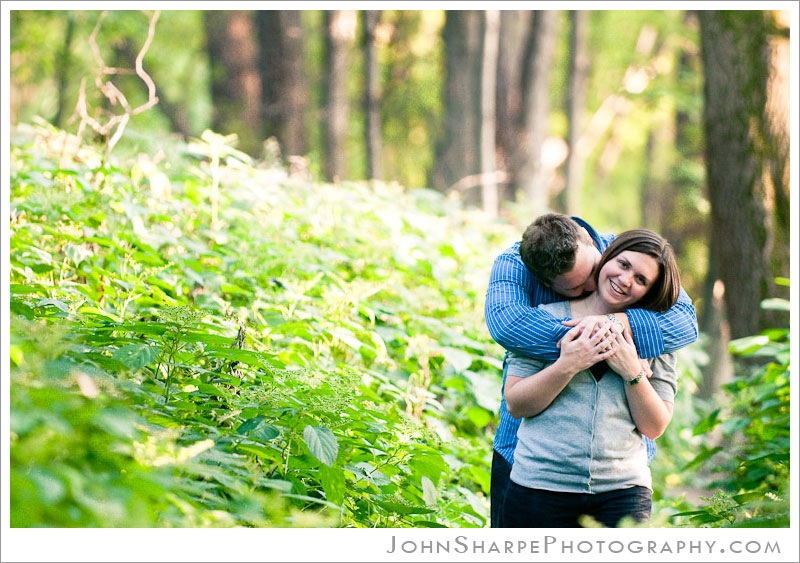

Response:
(9, 121), (788, 529)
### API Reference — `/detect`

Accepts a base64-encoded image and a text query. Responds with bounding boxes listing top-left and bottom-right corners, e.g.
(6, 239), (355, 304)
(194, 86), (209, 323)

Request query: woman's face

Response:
(597, 250), (659, 310)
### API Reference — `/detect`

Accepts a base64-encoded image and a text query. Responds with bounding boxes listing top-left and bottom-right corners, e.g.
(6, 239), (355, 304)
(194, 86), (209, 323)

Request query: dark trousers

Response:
(490, 450), (512, 528)
(501, 480), (652, 528)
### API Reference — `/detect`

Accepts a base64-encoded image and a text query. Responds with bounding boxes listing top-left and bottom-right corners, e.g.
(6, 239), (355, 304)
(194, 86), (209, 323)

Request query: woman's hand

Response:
(604, 328), (642, 380)
(605, 328), (673, 439)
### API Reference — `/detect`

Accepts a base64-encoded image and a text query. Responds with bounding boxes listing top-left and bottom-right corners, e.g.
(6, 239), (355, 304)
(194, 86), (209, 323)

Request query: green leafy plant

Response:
(669, 300), (790, 527)
(10, 121), (508, 527)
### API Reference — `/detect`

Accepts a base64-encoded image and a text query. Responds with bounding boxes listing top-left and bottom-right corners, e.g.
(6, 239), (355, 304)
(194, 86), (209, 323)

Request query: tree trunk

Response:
(362, 10), (383, 181)
(495, 10), (531, 204)
(429, 11), (483, 198)
(256, 10), (309, 160)
(516, 11), (559, 216)
(561, 11), (588, 216)
(666, 12), (707, 261)
(480, 10), (500, 217)
(54, 12), (76, 128)
(205, 11), (262, 156)
(322, 10), (355, 183)
(699, 11), (773, 339)
(762, 9), (791, 321)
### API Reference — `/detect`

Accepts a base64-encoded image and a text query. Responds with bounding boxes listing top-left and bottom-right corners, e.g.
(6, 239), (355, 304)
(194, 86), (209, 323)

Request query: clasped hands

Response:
(558, 315), (652, 380)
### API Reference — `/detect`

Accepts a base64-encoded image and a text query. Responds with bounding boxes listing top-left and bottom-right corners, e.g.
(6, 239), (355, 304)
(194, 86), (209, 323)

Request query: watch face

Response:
(607, 314), (623, 333)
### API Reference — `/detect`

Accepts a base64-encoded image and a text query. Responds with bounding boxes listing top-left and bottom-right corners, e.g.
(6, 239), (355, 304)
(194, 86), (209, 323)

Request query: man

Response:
(484, 213), (698, 528)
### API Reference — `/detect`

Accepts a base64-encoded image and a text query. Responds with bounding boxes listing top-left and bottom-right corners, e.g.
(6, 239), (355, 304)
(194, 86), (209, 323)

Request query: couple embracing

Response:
(484, 213), (698, 528)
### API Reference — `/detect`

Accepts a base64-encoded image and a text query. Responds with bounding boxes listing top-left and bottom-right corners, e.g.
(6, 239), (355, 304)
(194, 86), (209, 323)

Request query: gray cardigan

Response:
(506, 301), (677, 494)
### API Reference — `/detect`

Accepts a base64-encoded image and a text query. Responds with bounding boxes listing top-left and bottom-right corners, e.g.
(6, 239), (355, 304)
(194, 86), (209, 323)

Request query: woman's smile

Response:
(609, 278), (626, 296)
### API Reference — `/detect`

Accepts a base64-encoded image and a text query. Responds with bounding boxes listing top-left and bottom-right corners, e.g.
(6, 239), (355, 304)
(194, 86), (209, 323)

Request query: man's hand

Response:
(560, 315), (617, 358)
(557, 319), (617, 371)
(563, 316), (652, 378)
(563, 313), (631, 334)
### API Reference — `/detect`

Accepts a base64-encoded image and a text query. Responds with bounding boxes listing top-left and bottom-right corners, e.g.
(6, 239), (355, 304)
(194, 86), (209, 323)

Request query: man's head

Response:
(519, 213), (601, 298)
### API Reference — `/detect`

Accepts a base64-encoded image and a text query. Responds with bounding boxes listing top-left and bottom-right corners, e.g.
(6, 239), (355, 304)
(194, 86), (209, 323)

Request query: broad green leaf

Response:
(220, 283), (249, 295)
(28, 468), (67, 504)
(195, 383), (232, 400)
(252, 425), (280, 442)
(303, 425), (338, 467)
(9, 345), (25, 367)
(10, 283), (44, 295)
(729, 335), (769, 355)
(344, 462), (391, 487)
(411, 520), (448, 528)
(257, 478), (293, 493)
(78, 306), (121, 322)
(330, 327), (363, 351)
(112, 343), (159, 369)
(440, 346), (473, 373)
(10, 300), (35, 320)
(64, 243), (94, 267)
(36, 298), (69, 313)
(760, 298), (789, 311)
(237, 443), (282, 464)
(237, 415), (265, 434)
(319, 463), (346, 506)
(465, 406), (491, 428)
(408, 453), (446, 486)
(237, 416), (280, 442)
(375, 499), (436, 515)
(692, 408), (721, 436)
(421, 475), (437, 506)
(683, 446), (724, 471)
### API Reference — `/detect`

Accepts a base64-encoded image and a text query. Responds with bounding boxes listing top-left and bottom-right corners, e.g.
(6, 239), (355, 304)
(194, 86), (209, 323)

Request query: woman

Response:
(500, 229), (682, 528)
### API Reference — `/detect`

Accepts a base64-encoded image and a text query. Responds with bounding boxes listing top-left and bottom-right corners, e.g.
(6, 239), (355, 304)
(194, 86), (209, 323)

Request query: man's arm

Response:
(619, 288), (698, 359)
(484, 246), (568, 362)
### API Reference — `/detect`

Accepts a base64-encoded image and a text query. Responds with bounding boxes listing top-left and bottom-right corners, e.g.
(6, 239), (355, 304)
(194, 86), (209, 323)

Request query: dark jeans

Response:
(490, 450), (512, 528)
(501, 480), (652, 528)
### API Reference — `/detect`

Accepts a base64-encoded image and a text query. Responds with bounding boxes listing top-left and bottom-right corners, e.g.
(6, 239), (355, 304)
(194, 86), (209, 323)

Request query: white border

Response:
(2, 2), (798, 562)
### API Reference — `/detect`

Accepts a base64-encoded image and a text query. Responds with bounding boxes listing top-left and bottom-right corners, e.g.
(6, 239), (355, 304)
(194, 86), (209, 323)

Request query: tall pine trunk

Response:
(495, 10), (531, 204)
(362, 10), (383, 181)
(429, 11), (483, 197)
(480, 10), (500, 217)
(516, 11), (559, 216)
(562, 10), (588, 216)
(699, 11), (773, 339)
(256, 10), (309, 159)
(205, 11), (262, 156)
(322, 10), (355, 182)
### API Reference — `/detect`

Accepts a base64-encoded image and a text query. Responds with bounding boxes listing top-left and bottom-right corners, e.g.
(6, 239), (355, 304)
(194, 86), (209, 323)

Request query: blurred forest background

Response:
(6, 7), (793, 532)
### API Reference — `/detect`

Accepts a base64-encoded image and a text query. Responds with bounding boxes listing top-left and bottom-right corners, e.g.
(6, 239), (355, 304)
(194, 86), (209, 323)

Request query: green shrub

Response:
(9, 121), (509, 527)
(669, 302), (790, 528)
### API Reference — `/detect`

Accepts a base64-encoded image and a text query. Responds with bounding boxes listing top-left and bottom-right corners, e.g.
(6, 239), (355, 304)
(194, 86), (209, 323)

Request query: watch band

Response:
(626, 371), (645, 385)
(607, 313), (624, 333)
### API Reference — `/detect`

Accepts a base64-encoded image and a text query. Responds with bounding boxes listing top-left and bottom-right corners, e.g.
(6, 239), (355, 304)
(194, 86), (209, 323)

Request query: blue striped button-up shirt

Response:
(485, 217), (699, 466)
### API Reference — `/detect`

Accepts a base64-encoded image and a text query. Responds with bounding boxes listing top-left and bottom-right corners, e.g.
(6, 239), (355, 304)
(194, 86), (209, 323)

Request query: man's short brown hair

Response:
(519, 213), (592, 284)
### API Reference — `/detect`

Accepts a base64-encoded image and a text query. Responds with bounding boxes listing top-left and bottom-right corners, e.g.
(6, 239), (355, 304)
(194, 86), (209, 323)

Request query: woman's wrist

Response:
(624, 370), (646, 385)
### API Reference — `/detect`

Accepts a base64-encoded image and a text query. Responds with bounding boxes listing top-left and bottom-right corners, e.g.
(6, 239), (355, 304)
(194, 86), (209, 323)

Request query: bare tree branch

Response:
(75, 10), (160, 154)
